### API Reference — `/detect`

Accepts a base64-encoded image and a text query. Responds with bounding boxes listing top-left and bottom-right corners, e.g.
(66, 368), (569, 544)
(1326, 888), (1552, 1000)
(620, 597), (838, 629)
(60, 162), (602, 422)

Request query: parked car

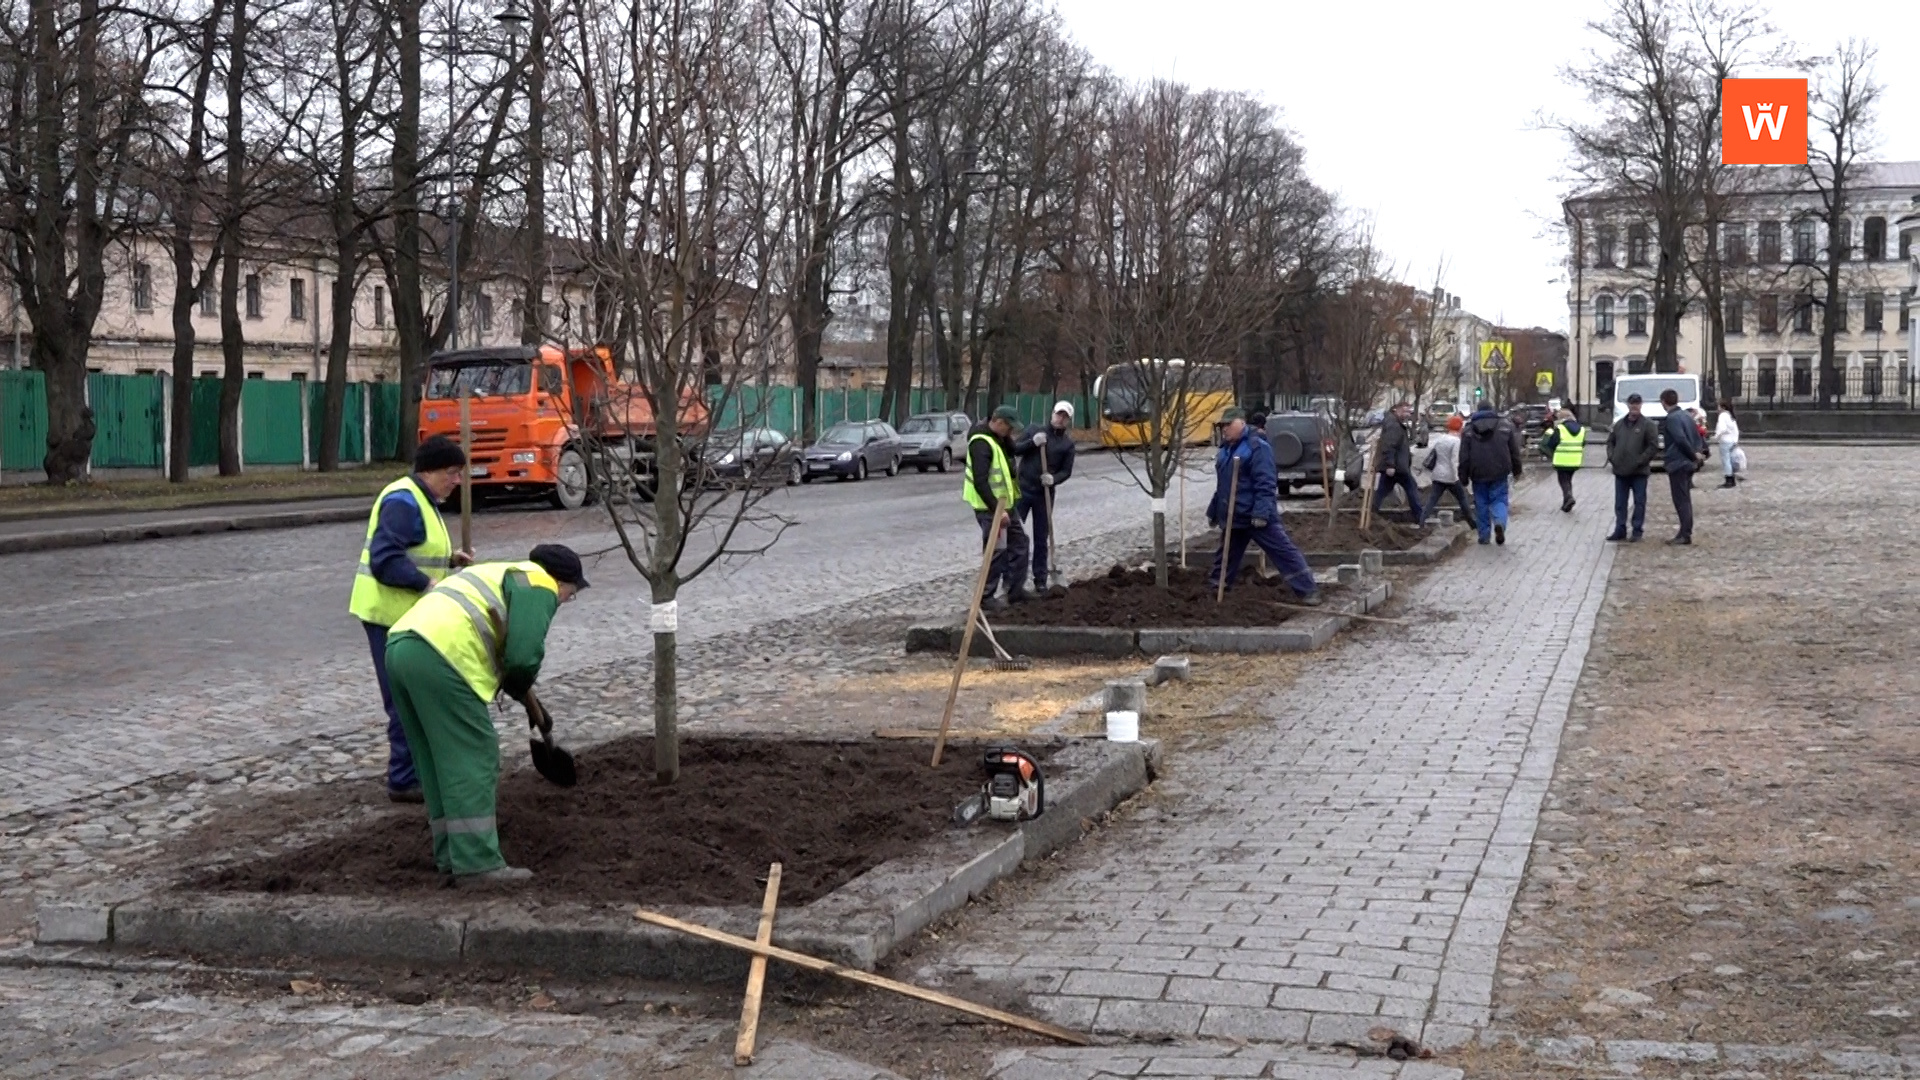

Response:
(895, 411), (971, 472)
(801, 420), (903, 482)
(1509, 403), (1552, 446)
(1260, 411), (1340, 497)
(701, 427), (802, 487)
(1427, 400), (1458, 426)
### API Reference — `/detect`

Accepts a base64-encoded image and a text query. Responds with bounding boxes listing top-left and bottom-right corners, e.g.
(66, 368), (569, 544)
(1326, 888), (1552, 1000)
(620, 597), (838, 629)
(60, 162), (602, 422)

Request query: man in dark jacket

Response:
(965, 406), (1032, 610)
(1013, 401), (1077, 592)
(1371, 401), (1425, 525)
(1458, 404), (1525, 546)
(1604, 393), (1659, 542)
(1206, 410), (1319, 602)
(1659, 388), (1707, 545)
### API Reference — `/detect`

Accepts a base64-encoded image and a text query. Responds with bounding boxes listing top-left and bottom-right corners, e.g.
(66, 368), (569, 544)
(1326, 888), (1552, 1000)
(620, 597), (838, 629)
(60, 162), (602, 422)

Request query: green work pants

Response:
(385, 632), (505, 876)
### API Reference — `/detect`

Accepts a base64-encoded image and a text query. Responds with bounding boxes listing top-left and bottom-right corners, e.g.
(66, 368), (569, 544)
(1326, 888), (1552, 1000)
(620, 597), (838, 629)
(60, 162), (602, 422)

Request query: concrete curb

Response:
(0, 505), (367, 554)
(37, 739), (1156, 983)
(907, 581), (1394, 657)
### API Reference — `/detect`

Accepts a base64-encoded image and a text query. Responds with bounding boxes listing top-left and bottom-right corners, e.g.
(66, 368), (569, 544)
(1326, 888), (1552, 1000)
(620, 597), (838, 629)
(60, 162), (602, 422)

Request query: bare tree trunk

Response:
(389, 0), (426, 460)
(217, 0), (249, 475)
(520, 0), (547, 345)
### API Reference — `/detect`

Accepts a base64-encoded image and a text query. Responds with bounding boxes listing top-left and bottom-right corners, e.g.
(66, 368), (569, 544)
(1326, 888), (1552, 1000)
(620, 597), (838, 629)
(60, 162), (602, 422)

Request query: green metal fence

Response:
(87, 373), (165, 469)
(2, 369), (48, 472)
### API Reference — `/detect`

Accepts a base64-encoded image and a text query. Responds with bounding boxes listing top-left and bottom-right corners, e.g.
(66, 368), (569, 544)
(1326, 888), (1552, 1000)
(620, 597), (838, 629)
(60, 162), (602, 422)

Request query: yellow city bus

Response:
(1092, 359), (1236, 449)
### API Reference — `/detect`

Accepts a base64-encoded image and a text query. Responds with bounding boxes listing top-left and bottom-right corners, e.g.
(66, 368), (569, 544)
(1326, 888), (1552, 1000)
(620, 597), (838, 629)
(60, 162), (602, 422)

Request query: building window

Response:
(1792, 357), (1813, 396)
(373, 285), (386, 328)
(1902, 293), (1912, 333)
(1626, 294), (1647, 336)
(1723, 223), (1747, 265)
(1594, 224), (1617, 268)
(476, 290), (493, 333)
(1833, 218), (1851, 260)
(199, 278), (215, 317)
(1864, 361), (1884, 397)
(245, 274), (263, 319)
(1758, 220), (1781, 263)
(132, 262), (152, 311)
(1829, 293), (1847, 333)
(1903, 232), (1914, 261)
(1863, 217), (1886, 261)
(1758, 358), (1777, 397)
(1865, 293), (1884, 332)
(1793, 291), (1814, 334)
(290, 277), (306, 322)
(1627, 223), (1650, 267)
(1794, 219), (1817, 263)
(1724, 296), (1743, 335)
(1758, 294), (1778, 334)
(1594, 295), (1615, 337)
(246, 370), (265, 380)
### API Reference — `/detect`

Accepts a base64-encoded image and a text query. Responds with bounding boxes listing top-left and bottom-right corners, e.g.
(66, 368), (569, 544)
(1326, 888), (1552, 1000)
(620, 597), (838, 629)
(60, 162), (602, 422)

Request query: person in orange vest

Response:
(347, 435), (475, 802)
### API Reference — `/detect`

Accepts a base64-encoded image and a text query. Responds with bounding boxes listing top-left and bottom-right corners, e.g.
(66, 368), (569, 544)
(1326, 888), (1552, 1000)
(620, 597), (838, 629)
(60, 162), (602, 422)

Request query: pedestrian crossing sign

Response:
(1479, 341), (1512, 373)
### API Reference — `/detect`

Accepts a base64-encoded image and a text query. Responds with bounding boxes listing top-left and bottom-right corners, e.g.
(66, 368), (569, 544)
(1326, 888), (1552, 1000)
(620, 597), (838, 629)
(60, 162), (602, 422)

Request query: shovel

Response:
(522, 688), (577, 787)
(1043, 482), (1066, 594)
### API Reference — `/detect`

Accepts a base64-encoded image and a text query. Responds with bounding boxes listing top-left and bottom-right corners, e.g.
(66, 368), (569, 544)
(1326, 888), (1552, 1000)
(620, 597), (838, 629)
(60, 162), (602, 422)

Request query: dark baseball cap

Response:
(991, 405), (1020, 422)
(529, 544), (590, 589)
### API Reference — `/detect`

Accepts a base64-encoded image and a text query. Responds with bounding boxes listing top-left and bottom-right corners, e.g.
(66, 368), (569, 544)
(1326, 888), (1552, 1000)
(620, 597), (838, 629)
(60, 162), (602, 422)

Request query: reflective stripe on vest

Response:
(347, 476), (454, 627)
(962, 433), (1018, 510)
(1551, 423), (1586, 469)
(389, 561), (559, 702)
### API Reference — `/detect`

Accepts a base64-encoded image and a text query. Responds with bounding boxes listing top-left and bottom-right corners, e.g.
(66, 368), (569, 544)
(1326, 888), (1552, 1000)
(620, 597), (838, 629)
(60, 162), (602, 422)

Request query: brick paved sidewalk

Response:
(919, 466), (1617, 1065)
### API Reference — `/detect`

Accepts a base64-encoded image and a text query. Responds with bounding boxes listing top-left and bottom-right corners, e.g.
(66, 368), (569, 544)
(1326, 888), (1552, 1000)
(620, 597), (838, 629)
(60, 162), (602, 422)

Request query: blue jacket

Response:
(1207, 431), (1278, 528)
(1661, 410), (1705, 471)
(367, 478), (435, 593)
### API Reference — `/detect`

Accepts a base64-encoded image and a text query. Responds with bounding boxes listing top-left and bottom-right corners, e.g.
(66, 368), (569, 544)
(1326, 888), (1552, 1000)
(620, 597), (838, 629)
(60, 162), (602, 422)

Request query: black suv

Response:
(1259, 411), (1340, 496)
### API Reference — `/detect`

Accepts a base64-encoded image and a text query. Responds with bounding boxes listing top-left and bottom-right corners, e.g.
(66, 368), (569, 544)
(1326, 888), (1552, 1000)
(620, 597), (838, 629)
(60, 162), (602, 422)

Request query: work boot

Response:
(1720, 477), (1737, 489)
(457, 866), (533, 888)
(1006, 587), (1038, 604)
(387, 786), (424, 804)
(1606, 531), (1626, 542)
(1293, 592), (1324, 608)
(1494, 524), (1506, 546)
(1561, 495), (1574, 512)
(1666, 535), (1692, 546)
(981, 593), (1010, 613)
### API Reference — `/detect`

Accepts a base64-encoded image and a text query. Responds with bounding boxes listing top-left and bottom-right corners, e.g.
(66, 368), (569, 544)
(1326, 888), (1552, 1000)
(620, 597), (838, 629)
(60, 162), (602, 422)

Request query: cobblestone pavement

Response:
(0, 455), (1200, 823)
(0, 960), (905, 1079)
(912, 465), (1615, 1065)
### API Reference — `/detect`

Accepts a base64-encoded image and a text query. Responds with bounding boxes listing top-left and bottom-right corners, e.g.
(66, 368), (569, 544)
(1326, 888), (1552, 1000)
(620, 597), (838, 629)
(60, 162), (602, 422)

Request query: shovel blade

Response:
(529, 738), (578, 787)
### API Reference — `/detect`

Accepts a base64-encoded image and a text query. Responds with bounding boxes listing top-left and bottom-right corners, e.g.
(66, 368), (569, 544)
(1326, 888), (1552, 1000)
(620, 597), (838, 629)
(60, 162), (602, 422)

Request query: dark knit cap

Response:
(991, 405), (1020, 423)
(414, 434), (467, 473)
(529, 543), (590, 589)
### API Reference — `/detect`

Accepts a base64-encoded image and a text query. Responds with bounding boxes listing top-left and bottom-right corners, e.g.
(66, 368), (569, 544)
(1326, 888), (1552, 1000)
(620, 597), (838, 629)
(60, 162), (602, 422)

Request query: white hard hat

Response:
(1053, 400), (1074, 419)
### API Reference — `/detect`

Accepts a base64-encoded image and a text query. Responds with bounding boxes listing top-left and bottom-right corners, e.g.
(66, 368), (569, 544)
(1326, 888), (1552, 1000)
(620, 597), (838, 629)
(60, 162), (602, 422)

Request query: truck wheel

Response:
(550, 449), (590, 510)
(1277, 480), (1292, 498)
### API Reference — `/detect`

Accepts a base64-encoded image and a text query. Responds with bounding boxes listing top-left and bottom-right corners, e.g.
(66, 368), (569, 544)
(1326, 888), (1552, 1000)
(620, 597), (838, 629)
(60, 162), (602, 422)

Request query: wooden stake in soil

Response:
(1178, 452), (1188, 569)
(733, 863), (782, 1066)
(633, 907), (1091, 1046)
(1357, 435), (1376, 534)
(1214, 456), (1239, 604)
(458, 388), (474, 553)
(933, 500), (1007, 767)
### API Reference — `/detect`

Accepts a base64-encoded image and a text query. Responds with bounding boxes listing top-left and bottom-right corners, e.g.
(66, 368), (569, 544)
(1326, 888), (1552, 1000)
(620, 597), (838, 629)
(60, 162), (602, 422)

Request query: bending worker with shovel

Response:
(384, 544), (589, 886)
(1206, 409), (1320, 605)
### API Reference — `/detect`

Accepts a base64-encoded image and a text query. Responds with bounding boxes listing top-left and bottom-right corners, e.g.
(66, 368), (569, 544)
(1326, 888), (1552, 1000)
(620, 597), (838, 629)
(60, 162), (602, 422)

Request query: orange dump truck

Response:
(416, 344), (710, 509)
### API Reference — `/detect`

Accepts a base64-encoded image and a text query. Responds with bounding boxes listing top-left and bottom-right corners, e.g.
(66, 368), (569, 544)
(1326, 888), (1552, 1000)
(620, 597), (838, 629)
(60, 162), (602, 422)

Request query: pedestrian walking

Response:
(1370, 400), (1425, 525)
(347, 434), (475, 804)
(1458, 401), (1525, 546)
(1605, 394), (1659, 542)
(1420, 414), (1475, 529)
(1013, 401), (1077, 593)
(1713, 402), (1742, 488)
(964, 405), (1032, 611)
(1660, 388), (1708, 545)
(383, 544), (587, 885)
(1538, 406), (1586, 513)
(1206, 409), (1320, 603)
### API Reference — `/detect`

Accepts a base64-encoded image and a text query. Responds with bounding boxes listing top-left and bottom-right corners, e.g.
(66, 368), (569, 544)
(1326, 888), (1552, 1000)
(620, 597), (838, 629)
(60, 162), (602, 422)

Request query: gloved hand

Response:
(1041, 473), (1054, 487)
(520, 689), (552, 737)
(1252, 518), (1267, 529)
(1032, 431), (1048, 448)
(451, 549), (476, 568)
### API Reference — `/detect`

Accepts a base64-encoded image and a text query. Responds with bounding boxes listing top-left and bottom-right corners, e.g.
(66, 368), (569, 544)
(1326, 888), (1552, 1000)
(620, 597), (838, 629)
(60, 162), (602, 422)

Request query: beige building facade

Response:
(1564, 162), (1920, 411)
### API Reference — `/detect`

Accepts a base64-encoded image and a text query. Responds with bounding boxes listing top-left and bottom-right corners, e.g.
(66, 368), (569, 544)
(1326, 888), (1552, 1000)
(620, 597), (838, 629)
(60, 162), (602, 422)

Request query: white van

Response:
(1612, 373), (1700, 424)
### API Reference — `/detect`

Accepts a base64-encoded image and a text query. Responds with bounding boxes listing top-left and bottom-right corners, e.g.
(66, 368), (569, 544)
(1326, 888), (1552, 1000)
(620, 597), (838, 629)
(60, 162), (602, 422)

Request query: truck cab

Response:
(417, 345), (709, 509)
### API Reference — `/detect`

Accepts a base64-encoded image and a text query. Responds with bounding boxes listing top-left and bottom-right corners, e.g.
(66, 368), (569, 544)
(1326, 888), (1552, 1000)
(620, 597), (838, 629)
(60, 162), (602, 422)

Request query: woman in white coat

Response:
(1714, 402), (1742, 488)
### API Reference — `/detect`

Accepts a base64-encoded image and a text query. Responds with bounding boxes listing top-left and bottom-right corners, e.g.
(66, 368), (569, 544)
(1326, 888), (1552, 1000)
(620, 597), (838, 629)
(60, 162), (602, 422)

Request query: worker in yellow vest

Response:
(1540, 406), (1586, 513)
(964, 405), (1031, 611)
(385, 544), (588, 885)
(347, 435), (475, 802)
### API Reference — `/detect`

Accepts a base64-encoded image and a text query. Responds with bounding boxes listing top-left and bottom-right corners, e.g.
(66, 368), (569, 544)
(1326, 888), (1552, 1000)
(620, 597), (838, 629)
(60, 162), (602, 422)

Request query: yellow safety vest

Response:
(390, 561), (559, 702)
(347, 476), (453, 627)
(962, 433), (1018, 511)
(1551, 422), (1586, 469)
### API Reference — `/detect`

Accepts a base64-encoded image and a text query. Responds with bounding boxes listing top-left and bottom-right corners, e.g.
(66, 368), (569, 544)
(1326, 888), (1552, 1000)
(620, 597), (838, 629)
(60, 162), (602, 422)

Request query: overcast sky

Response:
(1048, 0), (1920, 332)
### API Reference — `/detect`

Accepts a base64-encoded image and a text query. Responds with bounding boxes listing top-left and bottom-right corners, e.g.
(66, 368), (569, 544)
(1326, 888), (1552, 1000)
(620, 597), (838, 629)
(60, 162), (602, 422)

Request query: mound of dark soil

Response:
(193, 737), (1035, 907)
(1272, 514), (1428, 553)
(995, 565), (1338, 628)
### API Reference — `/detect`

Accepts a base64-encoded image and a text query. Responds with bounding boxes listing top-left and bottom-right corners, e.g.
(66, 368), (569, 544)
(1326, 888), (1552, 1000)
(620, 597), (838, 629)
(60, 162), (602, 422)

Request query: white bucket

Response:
(1106, 710), (1140, 743)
